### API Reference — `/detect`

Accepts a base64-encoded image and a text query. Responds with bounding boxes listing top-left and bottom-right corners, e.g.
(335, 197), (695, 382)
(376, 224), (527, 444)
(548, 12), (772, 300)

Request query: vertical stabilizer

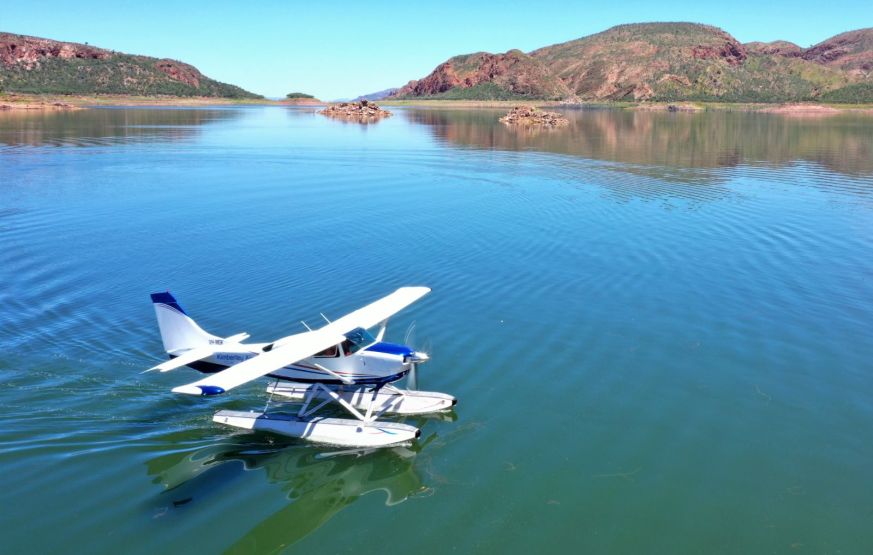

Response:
(150, 292), (219, 353)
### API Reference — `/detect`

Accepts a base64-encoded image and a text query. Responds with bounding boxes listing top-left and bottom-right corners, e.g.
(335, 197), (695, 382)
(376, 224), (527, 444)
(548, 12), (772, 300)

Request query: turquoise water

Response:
(1, 106), (871, 553)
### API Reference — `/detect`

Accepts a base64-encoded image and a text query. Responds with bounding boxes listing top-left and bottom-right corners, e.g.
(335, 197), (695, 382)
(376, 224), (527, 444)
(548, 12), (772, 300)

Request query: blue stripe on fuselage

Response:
(365, 342), (414, 357)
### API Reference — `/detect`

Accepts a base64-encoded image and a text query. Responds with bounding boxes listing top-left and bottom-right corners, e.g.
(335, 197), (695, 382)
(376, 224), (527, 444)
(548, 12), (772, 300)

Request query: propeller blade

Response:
(404, 321), (418, 390)
(408, 361), (418, 390)
(403, 321), (416, 347)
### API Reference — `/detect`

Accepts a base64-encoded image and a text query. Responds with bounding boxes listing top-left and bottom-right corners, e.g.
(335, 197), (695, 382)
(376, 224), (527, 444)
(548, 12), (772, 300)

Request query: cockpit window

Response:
(314, 344), (339, 358)
(342, 327), (376, 355)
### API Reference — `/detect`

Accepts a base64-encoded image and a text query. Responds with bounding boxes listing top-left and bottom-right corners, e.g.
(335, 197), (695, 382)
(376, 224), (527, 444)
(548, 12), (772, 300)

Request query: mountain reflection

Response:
(146, 436), (428, 552)
(405, 108), (873, 178)
(0, 107), (242, 147)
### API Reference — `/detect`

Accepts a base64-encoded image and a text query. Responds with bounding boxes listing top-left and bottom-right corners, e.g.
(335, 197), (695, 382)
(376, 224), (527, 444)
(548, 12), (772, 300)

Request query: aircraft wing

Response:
(171, 287), (431, 396)
(172, 329), (346, 395)
(325, 286), (430, 332)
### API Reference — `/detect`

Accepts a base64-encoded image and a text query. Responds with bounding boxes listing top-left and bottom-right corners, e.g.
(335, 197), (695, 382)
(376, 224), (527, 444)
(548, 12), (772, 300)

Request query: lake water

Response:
(1, 105), (871, 554)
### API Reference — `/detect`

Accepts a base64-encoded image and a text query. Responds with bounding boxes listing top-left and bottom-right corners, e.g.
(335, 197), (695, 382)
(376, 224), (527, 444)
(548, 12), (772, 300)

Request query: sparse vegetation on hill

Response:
(0, 32), (261, 98)
(393, 23), (873, 103)
(819, 81), (873, 103)
(422, 83), (539, 101)
(393, 49), (570, 100)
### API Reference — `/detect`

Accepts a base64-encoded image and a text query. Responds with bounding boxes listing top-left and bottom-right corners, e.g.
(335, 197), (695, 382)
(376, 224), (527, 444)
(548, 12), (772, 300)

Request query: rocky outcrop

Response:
(691, 40), (747, 65)
(0, 33), (110, 69)
(319, 100), (391, 121)
(153, 60), (201, 89)
(397, 61), (461, 96)
(802, 28), (873, 73)
(499, 106), (568, 126)
(744, 41), (803, 57)
(394, 49), (570, 99)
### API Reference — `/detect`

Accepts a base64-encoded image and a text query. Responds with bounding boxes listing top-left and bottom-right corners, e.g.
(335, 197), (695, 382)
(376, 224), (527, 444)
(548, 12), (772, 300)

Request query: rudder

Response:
(151, 292), (219, 353)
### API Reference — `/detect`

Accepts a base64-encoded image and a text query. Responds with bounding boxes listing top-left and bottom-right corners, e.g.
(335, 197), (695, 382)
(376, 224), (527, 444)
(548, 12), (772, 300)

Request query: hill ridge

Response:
(0, 32), (260, 98)
(393, 22), (873, 103)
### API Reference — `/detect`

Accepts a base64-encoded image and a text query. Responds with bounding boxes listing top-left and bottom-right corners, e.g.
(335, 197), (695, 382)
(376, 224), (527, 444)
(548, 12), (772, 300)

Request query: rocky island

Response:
(319, 100), (392, 122)
(499, 106), (568, 126)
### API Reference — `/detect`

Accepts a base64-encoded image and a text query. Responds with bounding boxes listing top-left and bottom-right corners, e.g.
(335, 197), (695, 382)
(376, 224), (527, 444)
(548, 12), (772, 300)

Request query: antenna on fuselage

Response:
(376, 319), (387, 341)
(301, 321), (312, 331)
(320, 312), (331, 324)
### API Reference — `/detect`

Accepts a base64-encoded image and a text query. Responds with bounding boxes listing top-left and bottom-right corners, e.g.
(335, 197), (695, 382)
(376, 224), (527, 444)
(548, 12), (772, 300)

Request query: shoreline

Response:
(0, 93), (325, 110)
(382, 98), (873, 114)
(2, 93), (872, 114)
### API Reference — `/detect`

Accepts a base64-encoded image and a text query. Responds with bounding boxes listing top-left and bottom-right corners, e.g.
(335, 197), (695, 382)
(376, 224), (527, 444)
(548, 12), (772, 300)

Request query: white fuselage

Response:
(180, 340), (412, 386)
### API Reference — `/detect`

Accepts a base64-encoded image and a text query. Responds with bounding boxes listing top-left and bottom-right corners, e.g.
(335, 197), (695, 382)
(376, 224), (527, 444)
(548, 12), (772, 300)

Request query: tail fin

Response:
(150, 292), (219, 353)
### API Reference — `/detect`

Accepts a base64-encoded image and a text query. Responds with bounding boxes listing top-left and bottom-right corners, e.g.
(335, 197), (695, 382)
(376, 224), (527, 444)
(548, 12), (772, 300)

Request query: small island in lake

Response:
(500, 106), (568, 126)
(319, 100), (392, 122)
(283, 92), (322, 105)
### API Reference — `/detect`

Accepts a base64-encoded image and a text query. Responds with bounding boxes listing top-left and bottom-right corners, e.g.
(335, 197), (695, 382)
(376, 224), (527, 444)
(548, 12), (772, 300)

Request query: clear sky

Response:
(2, 0), (871, 99)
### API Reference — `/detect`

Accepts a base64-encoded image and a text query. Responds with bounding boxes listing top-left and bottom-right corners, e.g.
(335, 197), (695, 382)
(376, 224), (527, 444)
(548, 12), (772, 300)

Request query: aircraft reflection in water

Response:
(145, 426), (449, 551)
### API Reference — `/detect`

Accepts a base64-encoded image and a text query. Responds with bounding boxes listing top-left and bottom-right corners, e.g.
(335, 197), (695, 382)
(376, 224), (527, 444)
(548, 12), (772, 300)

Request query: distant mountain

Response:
(393, 23), (873, 103)
(0, 32), (260, 98)
(353, 88), (399, 101)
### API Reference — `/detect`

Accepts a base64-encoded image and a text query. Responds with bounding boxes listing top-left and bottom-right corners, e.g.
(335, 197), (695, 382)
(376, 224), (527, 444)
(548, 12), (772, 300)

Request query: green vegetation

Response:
(646, 56), (850, 103)
(285, 92), (315, 99)
(399, 23), (873, 104)
(820, 82), (873, 103)
(398, 83), (541, 101)
(0, 54), (260, 98)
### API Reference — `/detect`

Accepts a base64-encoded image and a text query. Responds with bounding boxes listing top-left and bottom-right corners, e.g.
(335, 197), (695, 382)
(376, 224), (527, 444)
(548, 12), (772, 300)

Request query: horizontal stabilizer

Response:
(146, 346), (217, 373)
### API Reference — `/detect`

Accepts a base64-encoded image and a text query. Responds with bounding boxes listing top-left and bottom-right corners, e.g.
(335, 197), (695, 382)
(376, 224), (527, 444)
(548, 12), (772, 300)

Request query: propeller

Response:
(404, 322), (418, 390)
(403, 323), (432, 391)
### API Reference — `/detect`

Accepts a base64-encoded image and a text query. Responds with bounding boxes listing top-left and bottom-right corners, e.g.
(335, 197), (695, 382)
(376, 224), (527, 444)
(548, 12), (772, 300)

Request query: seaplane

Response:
(145, 287), (456, 448)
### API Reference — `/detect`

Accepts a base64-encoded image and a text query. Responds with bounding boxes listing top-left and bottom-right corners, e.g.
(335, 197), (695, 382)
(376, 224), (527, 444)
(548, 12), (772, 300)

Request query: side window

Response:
(314, 344), (339, 358)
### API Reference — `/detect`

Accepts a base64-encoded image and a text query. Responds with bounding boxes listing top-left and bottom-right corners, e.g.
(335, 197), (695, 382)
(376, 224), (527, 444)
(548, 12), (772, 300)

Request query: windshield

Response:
(343, 327), (376, 354)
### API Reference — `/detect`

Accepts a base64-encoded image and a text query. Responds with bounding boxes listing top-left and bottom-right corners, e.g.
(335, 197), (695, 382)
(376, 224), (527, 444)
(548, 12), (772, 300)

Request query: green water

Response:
(0, 106), (871, 553)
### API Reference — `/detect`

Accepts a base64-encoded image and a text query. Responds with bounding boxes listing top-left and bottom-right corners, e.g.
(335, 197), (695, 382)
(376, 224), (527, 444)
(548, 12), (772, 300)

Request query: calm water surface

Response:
(1, 106), (871, 554)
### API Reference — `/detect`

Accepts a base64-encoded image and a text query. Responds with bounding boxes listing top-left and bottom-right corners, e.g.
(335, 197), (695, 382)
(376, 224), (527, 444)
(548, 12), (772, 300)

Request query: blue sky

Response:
(2, 0), (871, 99)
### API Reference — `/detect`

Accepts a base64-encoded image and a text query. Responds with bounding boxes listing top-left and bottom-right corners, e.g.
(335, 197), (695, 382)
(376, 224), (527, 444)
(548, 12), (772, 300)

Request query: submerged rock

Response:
(319, 100), (392, 122)
(499, 105), (568, 127)
(634, 102), (702, 112)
